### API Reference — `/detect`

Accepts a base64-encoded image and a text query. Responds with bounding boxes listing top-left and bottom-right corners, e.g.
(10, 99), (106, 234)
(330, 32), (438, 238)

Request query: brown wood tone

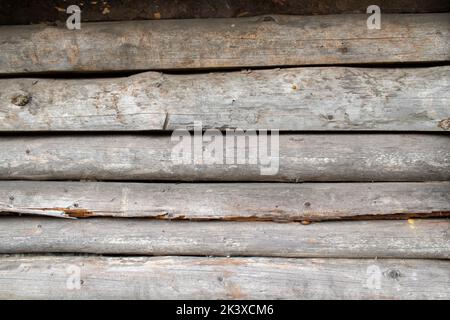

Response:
(1, 13), (449, 74)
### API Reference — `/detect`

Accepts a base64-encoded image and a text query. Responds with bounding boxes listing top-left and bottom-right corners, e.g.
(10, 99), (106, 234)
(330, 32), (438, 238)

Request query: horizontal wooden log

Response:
(0, 255), (448, 299)
(0, 134), (448, 181)
(1, 14), (449, 74)
(2, 67), (449, 131)
(0, 181), (449, 220)
(2, 0), (450, 24)
(0, 217), (448, 258)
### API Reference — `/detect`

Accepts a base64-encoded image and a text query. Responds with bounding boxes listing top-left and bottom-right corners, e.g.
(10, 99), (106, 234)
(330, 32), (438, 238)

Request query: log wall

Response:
(0, 1), (449, 300)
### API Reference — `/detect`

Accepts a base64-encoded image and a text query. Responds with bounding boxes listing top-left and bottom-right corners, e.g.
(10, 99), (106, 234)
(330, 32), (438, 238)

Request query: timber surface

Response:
(0, 255), (448, 299)
(1, 181), (449, 220)
(1, 14), (449, 74)
(1, 2), (449, 301)
(0, 217), (448, 258)
(0, 134), (448, 181)
(1, 67), (449, 131)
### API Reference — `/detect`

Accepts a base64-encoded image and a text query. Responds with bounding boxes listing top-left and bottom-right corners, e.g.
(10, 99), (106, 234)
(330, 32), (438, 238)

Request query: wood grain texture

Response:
(0, 217), (448, 258)
(0, 255), (448, 299)
(2, 67), (449, 131)
(2, 0), (450, 24)
(0, 134), (448, 181)
(0, 181), (449, 220)
(1, 13), (449, 74)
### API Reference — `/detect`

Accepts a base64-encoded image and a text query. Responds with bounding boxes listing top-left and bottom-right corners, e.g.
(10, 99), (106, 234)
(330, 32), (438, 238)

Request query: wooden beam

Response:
(2, 67), (449, 131)
(0, 255), (448, 299)
(0, 217), (448, 258)
(0, 134), (448, 181)
(1, 13), (449, 74)
(2, 0), (450, 24)
(1, 181), (449, 220)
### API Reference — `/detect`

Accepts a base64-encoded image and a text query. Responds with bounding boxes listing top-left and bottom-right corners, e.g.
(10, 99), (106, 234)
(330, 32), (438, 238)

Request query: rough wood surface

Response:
(0, 217), (448, 258)
(0, 181), (449, 220)
(0, 134), (448, 181)
(2, 0), (450, 24)
(0, 255), (448, 299)
(1, 13), (449, 74)
(2, 67), (449, 131)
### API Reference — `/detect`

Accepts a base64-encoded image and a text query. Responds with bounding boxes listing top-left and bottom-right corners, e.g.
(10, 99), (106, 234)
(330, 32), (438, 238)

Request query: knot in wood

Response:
(11, 94), (30, 106)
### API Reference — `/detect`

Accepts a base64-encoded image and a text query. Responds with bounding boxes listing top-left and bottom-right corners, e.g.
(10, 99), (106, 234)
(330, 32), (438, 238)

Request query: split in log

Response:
(1, 67), (449, 131)
(0, 181), (449, 220)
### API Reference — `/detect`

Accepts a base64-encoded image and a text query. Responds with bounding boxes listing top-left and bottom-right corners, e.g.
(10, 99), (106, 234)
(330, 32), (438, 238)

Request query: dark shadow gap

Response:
(0, 131), (449, 136)
(0, 61), (449, 79)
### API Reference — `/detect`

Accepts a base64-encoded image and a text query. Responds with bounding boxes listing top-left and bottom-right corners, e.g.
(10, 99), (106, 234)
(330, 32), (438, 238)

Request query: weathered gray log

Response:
(0, 134), (449, 181)
(0, 181), (449, 220)
(0, 255), (448, 299)
(0, 217), (448, 259)
(2, 0), (450, 25)
(1, 14), (449, 74)
(2, 67), (449, 131)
